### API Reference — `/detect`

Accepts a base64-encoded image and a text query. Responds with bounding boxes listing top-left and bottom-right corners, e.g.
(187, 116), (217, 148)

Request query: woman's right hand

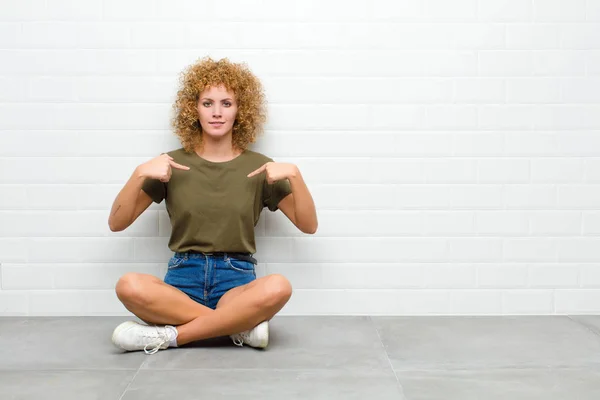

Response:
(138, 153), (190, 182)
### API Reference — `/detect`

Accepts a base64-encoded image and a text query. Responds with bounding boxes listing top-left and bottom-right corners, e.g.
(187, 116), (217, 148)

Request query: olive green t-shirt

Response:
(141, 148), (292, 255)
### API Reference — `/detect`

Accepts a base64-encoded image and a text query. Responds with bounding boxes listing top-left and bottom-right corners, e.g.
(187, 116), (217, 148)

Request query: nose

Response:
(212, 104), (222, 118)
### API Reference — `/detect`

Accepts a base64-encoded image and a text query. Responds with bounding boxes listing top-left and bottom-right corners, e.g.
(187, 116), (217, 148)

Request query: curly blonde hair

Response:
(172, 57), (267, 152)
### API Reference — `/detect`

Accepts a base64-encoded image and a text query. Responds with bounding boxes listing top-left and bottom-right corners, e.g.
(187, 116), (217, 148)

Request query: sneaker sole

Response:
(111, 320), (137, 350)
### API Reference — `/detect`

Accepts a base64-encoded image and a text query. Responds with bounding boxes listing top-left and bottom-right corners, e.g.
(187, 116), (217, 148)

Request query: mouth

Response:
(209, 122), (225, 125)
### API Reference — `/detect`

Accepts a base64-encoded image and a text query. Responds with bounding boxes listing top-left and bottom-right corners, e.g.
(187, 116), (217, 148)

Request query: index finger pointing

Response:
(169, 159), (190, 170)
(247, 164), (267, 178)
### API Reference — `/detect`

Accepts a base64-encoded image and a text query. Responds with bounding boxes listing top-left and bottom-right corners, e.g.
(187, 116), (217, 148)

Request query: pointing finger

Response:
(247, 163), (267, 178)
(169, 159), (190, 170)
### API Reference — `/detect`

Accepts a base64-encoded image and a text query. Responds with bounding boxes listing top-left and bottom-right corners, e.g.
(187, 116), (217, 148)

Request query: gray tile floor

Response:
(2, 315), (600, 399)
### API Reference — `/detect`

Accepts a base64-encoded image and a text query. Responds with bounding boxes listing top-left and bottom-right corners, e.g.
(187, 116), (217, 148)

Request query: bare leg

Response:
(115, 273), (213, 326)
(174, 274), (292, 346)
(115, 272), (292, 346)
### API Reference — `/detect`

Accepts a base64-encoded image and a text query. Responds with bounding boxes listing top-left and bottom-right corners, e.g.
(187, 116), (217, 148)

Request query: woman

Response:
(108, 57), (318, 354)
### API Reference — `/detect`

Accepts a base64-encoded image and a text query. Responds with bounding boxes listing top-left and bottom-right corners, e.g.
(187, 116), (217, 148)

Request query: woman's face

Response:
(197, 85), (238, 139)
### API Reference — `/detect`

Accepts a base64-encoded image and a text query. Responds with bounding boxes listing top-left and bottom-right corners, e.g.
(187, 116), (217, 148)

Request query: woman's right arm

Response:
(108, 154), (190, 232)
(108, 166), (153, 232)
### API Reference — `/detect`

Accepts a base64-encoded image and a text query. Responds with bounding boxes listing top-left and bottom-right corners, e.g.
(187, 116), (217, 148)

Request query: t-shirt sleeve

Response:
(141, 177), (166, 204)
(263, 178), (292, 212)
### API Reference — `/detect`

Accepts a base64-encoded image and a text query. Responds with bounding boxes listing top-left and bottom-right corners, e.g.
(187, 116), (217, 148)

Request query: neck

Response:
(195, 134), (241, 162)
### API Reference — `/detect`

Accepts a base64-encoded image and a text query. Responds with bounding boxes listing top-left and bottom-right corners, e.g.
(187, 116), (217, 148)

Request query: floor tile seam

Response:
(117, 360), (144, 400)
(0, 367), (399, 373)
(4, 366), (600, 373)
(135, 367), (399, 372)
(13, 366), (577, 373)
(392, 364), (600, 373)
(369, 315), (407, 399)
(0, 368), (141, 372)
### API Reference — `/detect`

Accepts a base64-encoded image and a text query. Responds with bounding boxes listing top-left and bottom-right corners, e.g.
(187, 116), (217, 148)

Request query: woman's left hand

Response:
(247, 162), (298, 184)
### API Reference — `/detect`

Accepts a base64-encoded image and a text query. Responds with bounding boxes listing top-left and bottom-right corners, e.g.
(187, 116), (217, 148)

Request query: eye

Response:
(202, 102), (211, 107)
(223, 102), (232, 107)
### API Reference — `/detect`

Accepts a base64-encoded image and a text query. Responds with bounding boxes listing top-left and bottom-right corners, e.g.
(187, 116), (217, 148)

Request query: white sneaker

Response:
(112, 321), (178, 355)
(230, 320), (269, 348)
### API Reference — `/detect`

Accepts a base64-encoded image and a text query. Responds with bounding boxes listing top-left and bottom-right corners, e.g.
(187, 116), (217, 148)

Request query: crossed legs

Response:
(115, 272), (292, 346)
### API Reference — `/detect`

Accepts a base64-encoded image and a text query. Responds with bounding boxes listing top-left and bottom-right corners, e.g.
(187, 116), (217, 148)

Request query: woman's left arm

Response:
(283, 166), (318, 234)
(248, 162), (318, 234)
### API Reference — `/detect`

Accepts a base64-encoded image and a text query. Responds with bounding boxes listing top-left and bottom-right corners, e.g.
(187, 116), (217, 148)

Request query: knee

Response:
(115, 273), (151, 306)
(263, 274), (293, 307)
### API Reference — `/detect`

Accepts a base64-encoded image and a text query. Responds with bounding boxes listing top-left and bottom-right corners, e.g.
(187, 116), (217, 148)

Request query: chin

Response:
(209, 130), (229, 136)
(203, 131), (230, 139)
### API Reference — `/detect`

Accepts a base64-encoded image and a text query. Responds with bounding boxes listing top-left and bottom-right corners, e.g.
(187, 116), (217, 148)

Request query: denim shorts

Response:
(164, 252), (257, 310)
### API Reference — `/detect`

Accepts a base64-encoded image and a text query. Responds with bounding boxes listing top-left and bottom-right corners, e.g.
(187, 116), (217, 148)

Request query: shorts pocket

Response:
(226, 257), (255, 274)
(167, 256), (187, 269)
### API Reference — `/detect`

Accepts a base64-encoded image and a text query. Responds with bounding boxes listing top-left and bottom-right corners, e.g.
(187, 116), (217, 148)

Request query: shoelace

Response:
(143, 326), (173, 355)
(232, 331), (249, 347)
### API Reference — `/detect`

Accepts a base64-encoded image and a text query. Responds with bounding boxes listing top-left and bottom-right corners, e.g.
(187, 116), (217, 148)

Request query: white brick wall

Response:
(1, 0), (600, 316)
